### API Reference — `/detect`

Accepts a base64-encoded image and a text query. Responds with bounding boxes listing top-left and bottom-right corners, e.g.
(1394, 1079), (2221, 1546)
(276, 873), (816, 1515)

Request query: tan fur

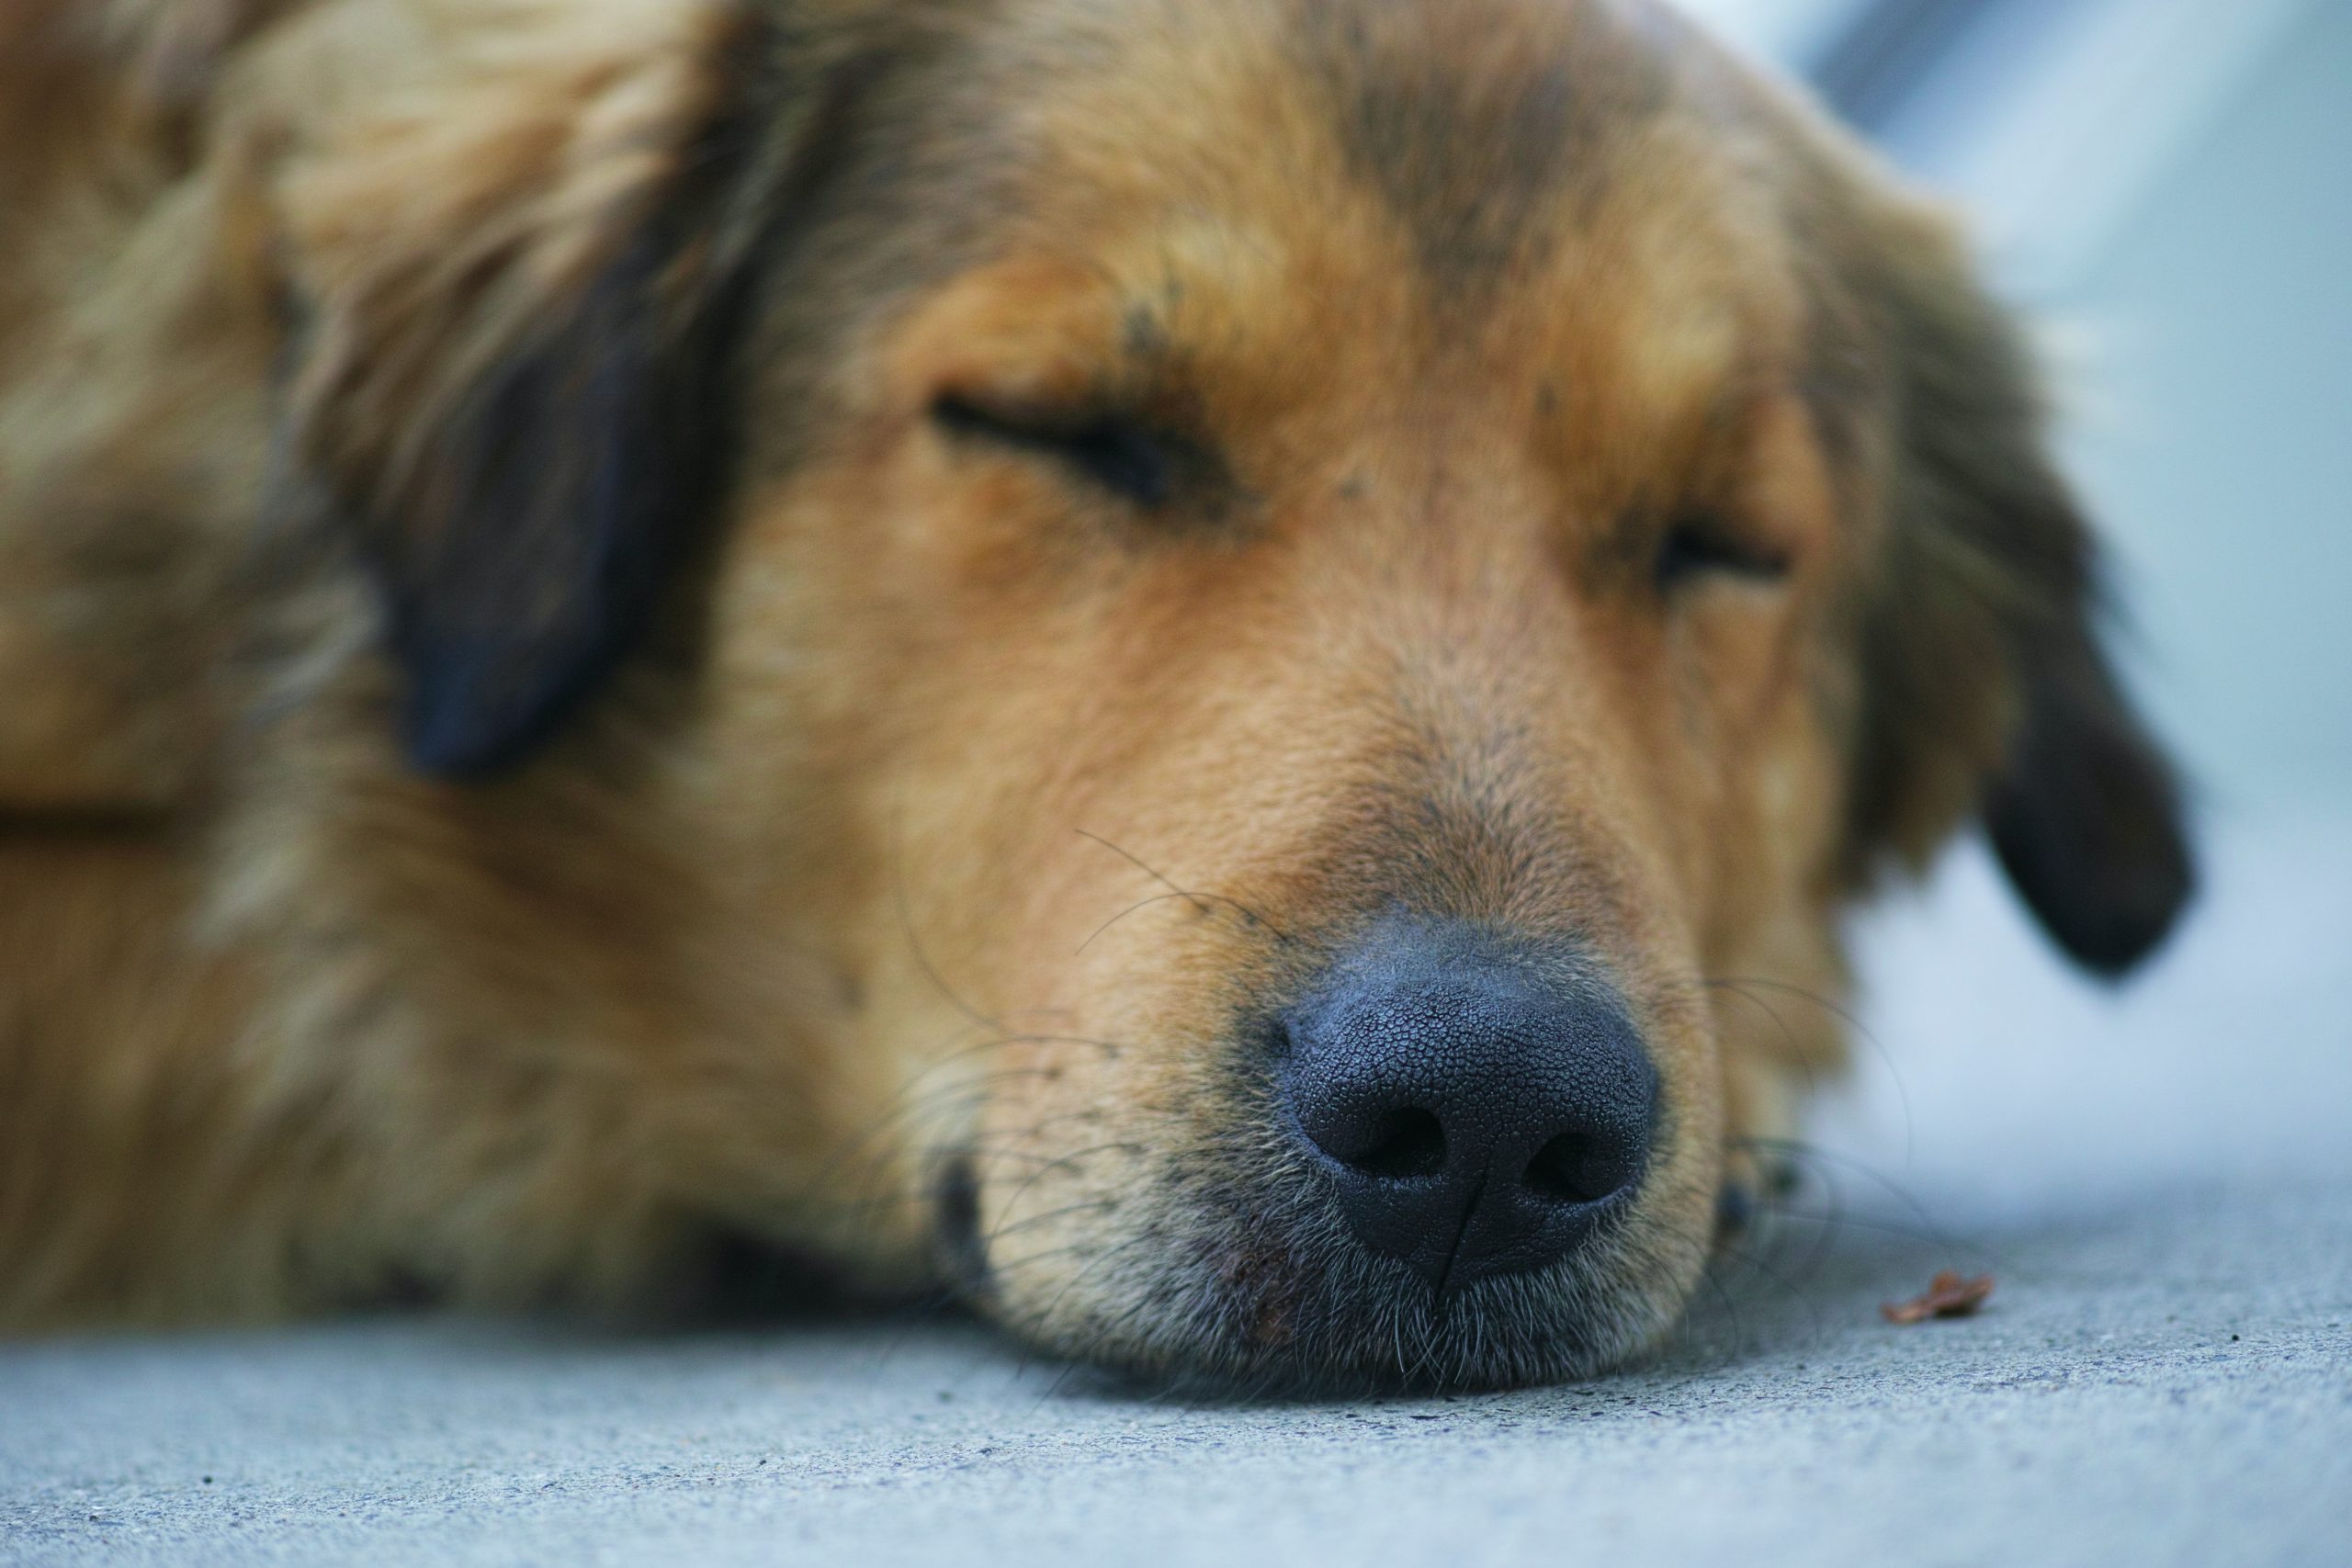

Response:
(0, 0), (2186, 1386)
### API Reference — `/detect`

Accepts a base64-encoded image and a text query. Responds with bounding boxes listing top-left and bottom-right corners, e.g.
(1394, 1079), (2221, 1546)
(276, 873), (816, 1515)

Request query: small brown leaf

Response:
(1881, 1269), (1995, 1325)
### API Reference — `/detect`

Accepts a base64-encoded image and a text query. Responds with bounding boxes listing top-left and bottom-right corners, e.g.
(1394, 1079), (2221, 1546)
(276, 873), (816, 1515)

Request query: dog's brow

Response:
(1288, 1), (1669, 294)
(1338, 60), (1577, 287)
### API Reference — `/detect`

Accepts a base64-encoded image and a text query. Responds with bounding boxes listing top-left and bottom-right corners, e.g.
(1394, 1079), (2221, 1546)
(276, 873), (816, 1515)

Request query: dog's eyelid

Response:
(933, 389), (1102, 442)
(1653, 510), (1794, 592)
(931, 392), (1191, 511)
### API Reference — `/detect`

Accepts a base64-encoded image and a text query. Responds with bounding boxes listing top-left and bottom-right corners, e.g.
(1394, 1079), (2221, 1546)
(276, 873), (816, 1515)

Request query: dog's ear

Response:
(1838, 199), (2194, 976)
(1980, 618), (2194, 976)
(280, 5), (851, 773)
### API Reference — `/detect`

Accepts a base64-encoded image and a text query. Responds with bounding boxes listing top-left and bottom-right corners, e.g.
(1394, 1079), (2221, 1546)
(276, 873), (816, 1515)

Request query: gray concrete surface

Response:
(5, 818), (2349, 1567)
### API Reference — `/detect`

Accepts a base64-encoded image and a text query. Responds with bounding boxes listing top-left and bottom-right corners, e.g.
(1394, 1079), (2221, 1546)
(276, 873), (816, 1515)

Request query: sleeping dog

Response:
(0, 0), (2189, 1390)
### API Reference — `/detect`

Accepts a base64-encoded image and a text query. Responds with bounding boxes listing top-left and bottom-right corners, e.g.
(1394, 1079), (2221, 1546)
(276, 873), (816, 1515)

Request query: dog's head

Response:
(277, 0), (2191, 1388)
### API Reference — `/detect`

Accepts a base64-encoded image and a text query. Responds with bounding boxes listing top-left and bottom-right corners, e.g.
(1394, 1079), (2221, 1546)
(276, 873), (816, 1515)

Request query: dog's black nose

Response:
(1277, 919), (1657, 1292)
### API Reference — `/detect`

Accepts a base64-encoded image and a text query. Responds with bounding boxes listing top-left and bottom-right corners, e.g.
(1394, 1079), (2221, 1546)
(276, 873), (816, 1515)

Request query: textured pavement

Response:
(5, 818), (2349, 1567)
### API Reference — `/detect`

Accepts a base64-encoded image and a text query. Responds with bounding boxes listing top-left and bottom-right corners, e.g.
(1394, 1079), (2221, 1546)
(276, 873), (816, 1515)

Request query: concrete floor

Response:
(5, 819), (2349, 1567)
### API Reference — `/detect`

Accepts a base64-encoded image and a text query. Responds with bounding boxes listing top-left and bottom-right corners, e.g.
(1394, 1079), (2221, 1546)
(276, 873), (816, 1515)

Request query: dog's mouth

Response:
(934, 1126), (1695, 1394)
(928, 916), (1712, 1393)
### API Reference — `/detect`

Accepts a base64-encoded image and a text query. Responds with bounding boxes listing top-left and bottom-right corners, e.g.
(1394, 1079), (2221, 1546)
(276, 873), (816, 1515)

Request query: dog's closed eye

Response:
(1653, 513), (1791, 593)
(933, 394), (1200, 511)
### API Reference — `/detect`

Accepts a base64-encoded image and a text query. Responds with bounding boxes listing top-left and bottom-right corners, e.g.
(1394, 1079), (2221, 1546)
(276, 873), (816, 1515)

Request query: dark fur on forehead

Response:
(1295, 0), (1673, 290)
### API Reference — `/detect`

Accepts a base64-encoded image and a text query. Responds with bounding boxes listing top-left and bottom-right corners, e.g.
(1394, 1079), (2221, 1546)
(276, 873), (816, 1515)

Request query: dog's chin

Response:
(978, 1189), (1700, 1396)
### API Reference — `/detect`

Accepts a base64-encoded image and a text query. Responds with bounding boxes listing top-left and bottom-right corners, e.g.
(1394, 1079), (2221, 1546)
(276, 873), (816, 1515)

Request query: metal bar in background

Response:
(1800, 0), (2325, 290)
(1806, 0), (2014, 133)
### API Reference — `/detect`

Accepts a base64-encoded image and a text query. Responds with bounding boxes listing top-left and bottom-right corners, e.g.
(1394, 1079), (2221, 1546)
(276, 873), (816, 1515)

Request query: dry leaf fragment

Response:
(1881, 1270), (1995, 1325)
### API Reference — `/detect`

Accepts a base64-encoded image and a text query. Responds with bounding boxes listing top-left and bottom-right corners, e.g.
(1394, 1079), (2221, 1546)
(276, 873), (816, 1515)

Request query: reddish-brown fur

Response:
(0, 0), (2188, 1387)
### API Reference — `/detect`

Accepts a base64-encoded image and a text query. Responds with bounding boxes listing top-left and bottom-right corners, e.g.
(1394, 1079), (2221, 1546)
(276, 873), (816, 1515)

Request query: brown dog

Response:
(0, 0), (2189, 1390)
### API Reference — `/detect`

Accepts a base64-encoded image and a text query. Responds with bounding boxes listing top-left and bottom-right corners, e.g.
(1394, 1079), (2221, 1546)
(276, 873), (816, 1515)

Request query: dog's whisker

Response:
(1073, 829), (1294, 945)
(1708, 979), (1918, 1167)
(1076, 891), (1219, 955)
(980, 1140), (1150, 1238)
(892, 807), (1012, 1037)
(1686, 975), (1826, 1110)
(806, 1024), (1135, 1213)
(799, 1064), (1085, 1225)
(1730, 1137), (1982, 1266)
(981, 1198), (1121, 1243)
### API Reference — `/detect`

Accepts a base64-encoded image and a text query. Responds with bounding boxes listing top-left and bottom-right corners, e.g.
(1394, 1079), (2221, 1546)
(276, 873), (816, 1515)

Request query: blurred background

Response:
(1678, 0), (2352, 1210)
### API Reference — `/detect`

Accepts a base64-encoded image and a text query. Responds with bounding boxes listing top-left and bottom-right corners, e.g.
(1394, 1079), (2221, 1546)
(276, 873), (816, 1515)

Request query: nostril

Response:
(1277, 918), (1661, 1288)
(1523, 1130), (1633, 1206)
(1328, 1107), (1448, 1181)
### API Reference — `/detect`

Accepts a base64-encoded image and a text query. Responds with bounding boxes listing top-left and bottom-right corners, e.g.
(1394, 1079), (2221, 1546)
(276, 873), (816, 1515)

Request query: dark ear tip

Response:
(1992, 814), (2195, 979)
(406, 712), (535, 779)
(1984, 742), (2198, 980)
(398, 635), (611, 779)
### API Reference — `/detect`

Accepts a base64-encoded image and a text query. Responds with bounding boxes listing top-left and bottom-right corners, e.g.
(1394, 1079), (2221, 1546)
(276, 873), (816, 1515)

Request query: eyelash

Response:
(932, 396), (1184, 510)
(934, 396), (1788, 591)
(1653, 514), (1791, 592)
